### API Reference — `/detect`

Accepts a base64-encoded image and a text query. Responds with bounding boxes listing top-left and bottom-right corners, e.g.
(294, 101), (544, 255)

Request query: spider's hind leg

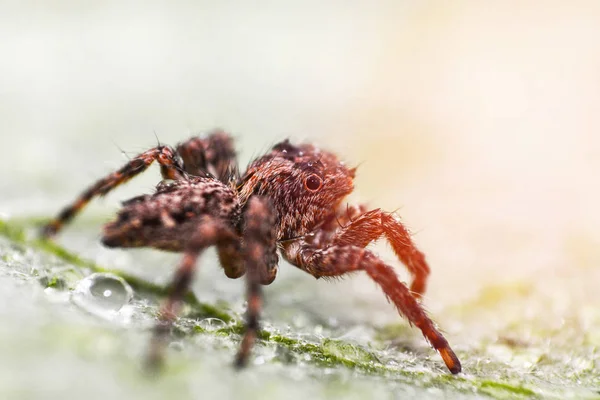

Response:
(176, 130), (239, 183)
(40, 146), (186, 238)
(146, 216), (238, 371)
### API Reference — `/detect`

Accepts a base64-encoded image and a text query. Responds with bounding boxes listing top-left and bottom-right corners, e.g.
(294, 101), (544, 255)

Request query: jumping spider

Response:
(41, 130), (461, 374)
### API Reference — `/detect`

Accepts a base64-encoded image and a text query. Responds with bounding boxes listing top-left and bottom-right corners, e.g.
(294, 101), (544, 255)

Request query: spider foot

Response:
(143, 342), (169, 379)
(439, 347), (462, 374)
(233, 352), (249, 370)
(40, 221), (59, 239)
(144, 323), (170, 375)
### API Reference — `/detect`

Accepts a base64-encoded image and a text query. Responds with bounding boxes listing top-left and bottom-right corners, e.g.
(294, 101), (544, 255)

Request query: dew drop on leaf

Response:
(71, 273), (133, 317)
(197, 317), (227, 332)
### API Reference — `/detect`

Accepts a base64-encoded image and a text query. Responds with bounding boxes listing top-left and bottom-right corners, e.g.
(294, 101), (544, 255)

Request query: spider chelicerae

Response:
(41, 130), (461, 374)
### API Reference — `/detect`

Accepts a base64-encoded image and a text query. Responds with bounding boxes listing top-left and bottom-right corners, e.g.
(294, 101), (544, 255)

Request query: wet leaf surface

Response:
(1, 218), (598, 399)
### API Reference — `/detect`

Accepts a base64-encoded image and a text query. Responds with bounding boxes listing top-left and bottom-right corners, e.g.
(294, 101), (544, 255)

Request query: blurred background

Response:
(1, 1), (599, 399)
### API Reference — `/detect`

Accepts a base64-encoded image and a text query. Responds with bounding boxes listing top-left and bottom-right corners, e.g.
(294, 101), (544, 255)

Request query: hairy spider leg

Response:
(40, 146), (186, 237)
(286, 243), (461, 374)
(331, 208), (430, 299)
(146, 216), (237, 371)
(235, 196), (279, 368)
(215, 198), (278, 282)
(176, 130), (239, 183)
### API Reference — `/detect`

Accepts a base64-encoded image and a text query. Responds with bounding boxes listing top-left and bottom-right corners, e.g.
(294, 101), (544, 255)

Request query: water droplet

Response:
(169, 341), (184, 352)
(71, 273), (133, 319)
(313, 324), (323, 336)
(292, 314), (309, 329)
(275, 344), (294, 364)
(196, 317), (227, 332)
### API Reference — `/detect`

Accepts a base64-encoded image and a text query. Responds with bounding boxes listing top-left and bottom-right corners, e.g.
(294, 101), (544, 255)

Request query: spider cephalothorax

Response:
(41, 130), (462, 374)
(238, 139), (355, 239)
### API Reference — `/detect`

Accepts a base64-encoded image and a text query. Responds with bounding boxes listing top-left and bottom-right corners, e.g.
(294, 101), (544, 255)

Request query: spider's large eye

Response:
(304, 174), (323, 192)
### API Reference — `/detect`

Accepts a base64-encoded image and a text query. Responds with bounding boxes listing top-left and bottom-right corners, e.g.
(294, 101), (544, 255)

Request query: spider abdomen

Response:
(102, 176), (240, 251)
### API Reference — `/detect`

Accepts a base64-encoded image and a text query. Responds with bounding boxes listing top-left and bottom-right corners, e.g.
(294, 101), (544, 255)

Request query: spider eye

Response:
(304, 174), (322, 191)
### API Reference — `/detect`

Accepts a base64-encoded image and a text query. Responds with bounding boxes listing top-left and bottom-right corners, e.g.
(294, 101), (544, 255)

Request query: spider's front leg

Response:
(331, 206), (430, 299)
(283, 241), (461, 374)
(41, 146), (186, 238)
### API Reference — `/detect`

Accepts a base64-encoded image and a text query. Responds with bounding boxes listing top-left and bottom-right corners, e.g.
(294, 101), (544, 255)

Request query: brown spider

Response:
(41, 130), (461, 374)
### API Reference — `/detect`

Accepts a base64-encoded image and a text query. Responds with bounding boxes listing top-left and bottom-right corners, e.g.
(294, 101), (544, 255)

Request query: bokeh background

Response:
(1, 1), (599, 399)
